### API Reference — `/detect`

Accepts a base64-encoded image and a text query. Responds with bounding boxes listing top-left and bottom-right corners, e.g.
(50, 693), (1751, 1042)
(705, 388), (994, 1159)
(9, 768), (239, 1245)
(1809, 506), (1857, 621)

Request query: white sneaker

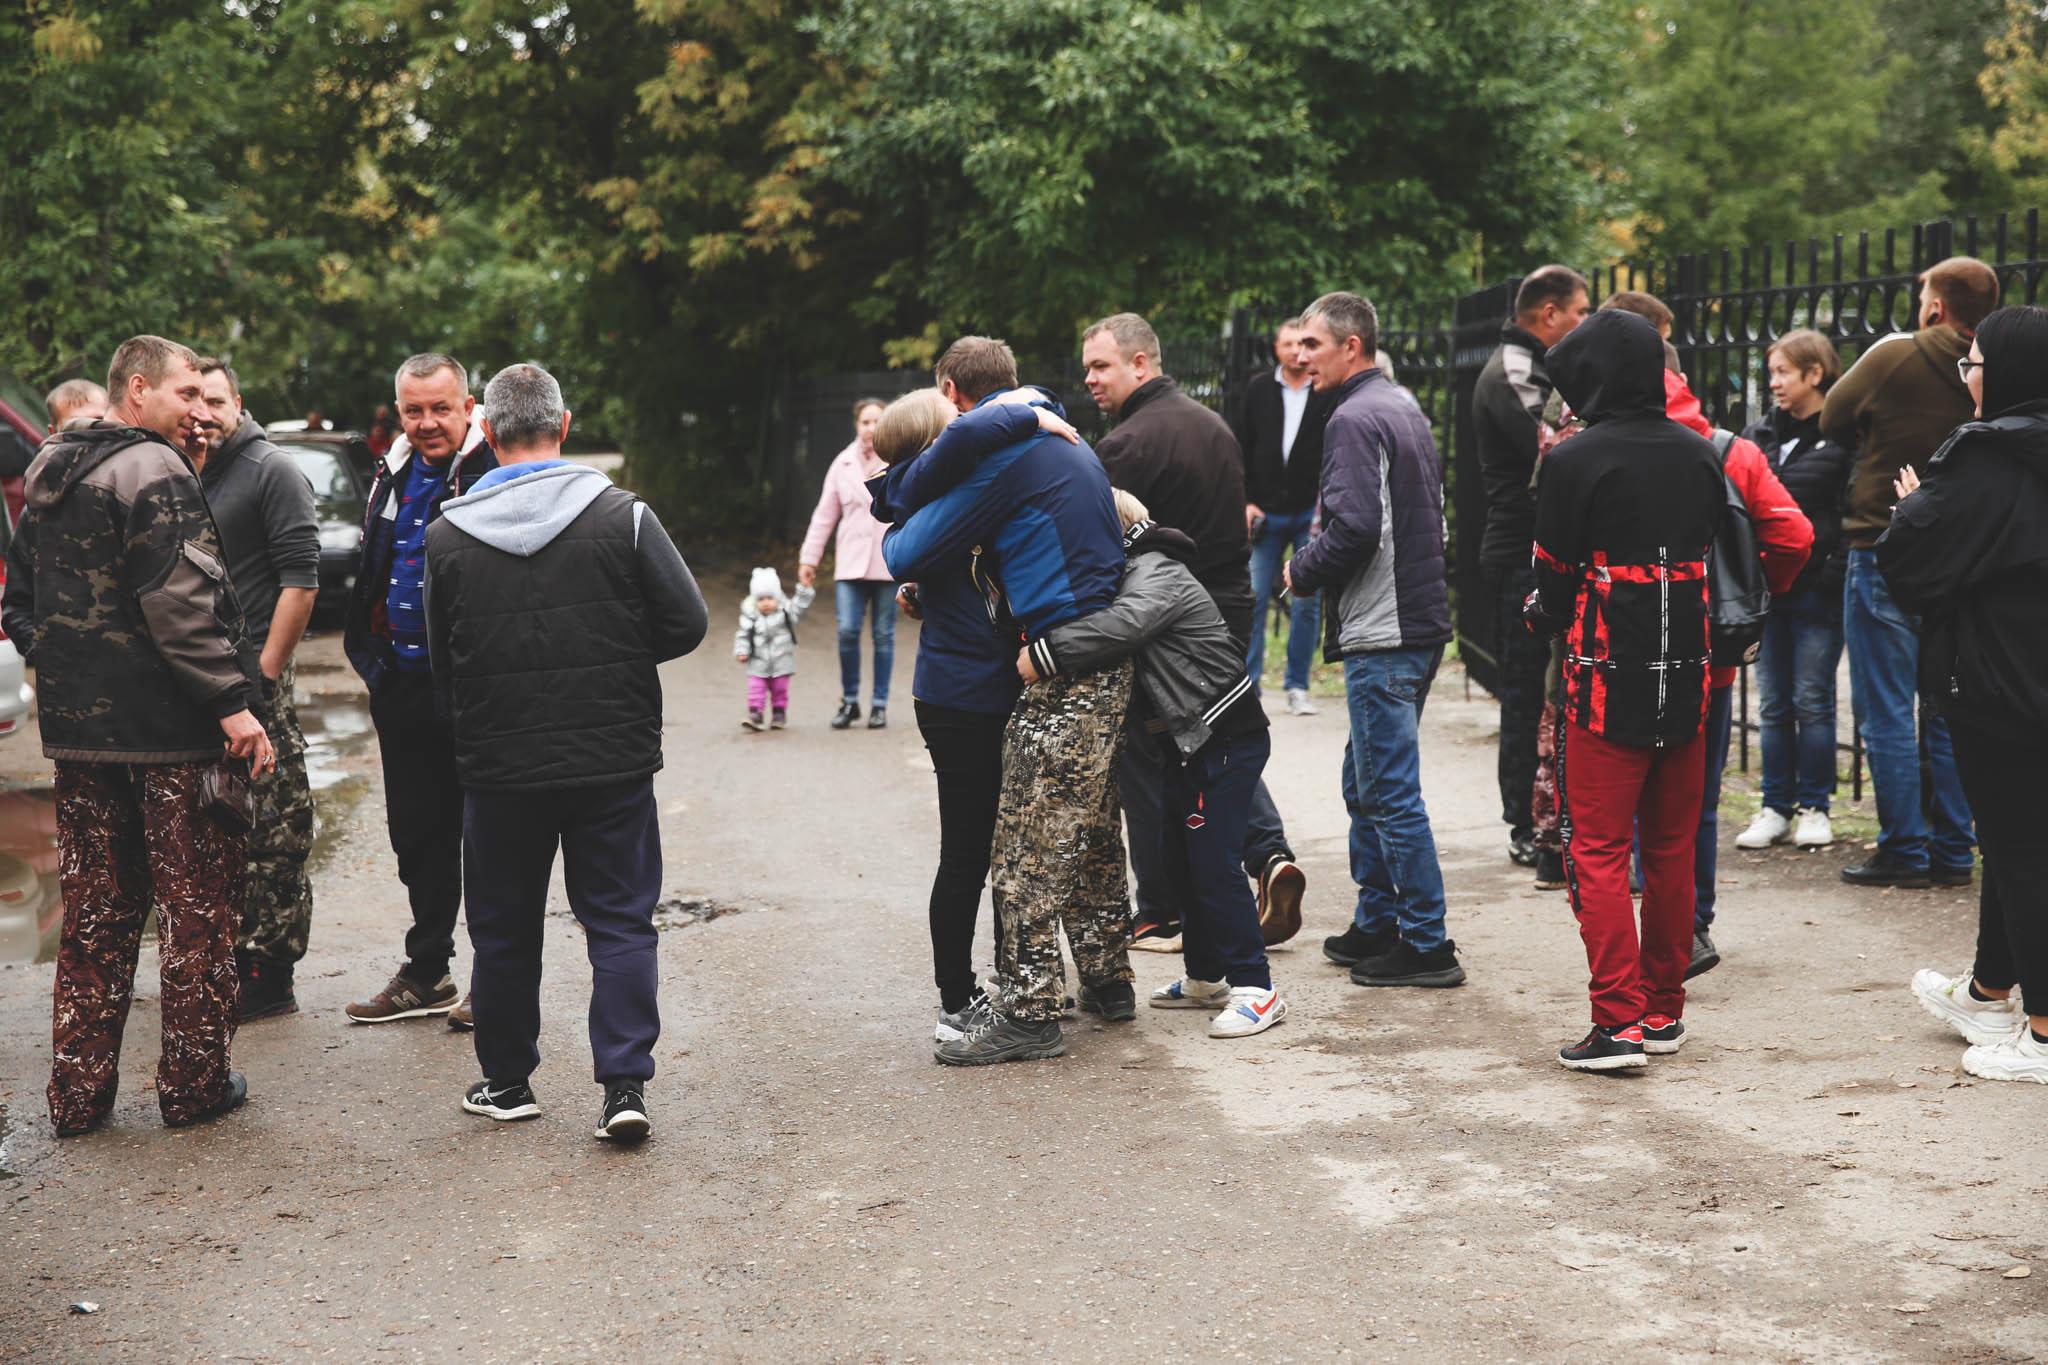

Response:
(1734, 807), (1791, 850)
(1912, 968), (2022, 1046)
(1962, 1027), (2048, 1084)
(1285, 688), (1319, 716)
(1209, 985), (1288, 1038)
(1150, 977), (1229, 1010)
(1792, 808), (1834, 848)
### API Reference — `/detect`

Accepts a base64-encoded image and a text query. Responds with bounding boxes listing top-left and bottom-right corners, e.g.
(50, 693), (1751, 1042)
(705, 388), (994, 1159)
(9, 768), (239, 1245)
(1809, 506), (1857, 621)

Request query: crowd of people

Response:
(13, 256), (2046, 1149)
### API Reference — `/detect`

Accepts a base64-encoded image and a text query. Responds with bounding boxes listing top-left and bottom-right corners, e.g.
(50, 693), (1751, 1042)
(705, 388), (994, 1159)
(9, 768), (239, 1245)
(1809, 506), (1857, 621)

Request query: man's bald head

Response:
(45, 379), (109, 434)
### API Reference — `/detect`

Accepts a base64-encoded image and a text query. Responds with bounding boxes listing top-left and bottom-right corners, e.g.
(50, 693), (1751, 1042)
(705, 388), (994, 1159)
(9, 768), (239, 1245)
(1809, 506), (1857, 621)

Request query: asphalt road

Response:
(1, 580), (2043, 1361)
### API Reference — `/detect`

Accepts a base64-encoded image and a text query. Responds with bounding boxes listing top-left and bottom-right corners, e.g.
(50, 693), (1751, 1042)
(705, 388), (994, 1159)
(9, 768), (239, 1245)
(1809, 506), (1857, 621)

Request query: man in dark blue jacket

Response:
(1285, 292), (1461, 989)
(877, 342), (1134, 1066)
(342, 354), (498, 1028)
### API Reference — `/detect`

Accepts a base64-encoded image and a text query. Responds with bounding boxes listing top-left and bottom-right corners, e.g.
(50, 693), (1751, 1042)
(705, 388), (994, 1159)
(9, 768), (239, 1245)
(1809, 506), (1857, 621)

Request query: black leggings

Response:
(1950, 720), (2047, 1007)
(915, 701), (1010, 1011)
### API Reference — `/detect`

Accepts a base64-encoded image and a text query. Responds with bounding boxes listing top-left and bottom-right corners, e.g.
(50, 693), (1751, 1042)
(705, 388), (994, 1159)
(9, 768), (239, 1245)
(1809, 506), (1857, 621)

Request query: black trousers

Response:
(915, 700), (1009, 1011)
(1950, 720), (2047, 1006)
(369, 670), (465, 981)
(1122, 726), (1291, 924)
(1492, 564), (1549, 836)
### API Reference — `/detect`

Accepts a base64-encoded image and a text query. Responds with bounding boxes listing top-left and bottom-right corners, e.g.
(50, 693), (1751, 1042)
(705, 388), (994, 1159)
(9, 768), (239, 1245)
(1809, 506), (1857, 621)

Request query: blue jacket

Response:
(873, 394), (1124, 711)
(1286, 368), (1451, 658)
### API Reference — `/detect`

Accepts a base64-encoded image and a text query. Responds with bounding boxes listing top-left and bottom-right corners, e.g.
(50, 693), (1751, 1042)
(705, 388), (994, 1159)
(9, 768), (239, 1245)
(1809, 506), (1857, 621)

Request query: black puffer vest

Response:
(425, 487), (663, 790)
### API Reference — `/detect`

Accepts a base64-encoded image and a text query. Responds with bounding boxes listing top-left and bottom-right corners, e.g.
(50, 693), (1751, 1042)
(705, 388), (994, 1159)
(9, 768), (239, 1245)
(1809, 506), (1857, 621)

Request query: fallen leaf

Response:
(68, 1302), (98, 1315)
(2005, 1265), (2031, 1280)
(1893, 1303), (1931, 1314)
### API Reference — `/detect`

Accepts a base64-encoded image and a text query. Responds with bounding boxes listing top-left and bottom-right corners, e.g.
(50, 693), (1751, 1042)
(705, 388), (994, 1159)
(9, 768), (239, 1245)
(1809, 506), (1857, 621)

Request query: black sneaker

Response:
(165, 1070), (249, 1128)
(933, 1009), (1065, 1066)
(1840, 854), (1932, 889)
(1533, 850), (1567, 891)
(597, 1084), (650, 1142)
(741, 709), (765, 732)
(1558, 1022), (1647, 1072)
(237, 955), (298, 1022)
(831, 700), (860, 730)
(1322, 923), (1398, 967)
(1509, 832), (1539, 868)
(462, 1078), (541, 1122)
(1350, 939), (1466, 988)
(1077, 979), (1137, 1022)
(1685, 929), (1720, 980)
(1641, 1014), (1687, 1054)
(867, 704), (888, 729)
(1931, 863), (1974, 888)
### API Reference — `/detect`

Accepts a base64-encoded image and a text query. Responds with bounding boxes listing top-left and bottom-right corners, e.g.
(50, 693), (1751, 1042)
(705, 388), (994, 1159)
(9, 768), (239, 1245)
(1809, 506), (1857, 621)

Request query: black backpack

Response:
(1706, 429), (1770, 666)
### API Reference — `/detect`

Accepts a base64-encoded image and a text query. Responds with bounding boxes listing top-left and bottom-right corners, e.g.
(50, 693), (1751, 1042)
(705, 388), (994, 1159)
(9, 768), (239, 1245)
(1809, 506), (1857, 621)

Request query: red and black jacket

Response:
(1524, 311), (1727, 748)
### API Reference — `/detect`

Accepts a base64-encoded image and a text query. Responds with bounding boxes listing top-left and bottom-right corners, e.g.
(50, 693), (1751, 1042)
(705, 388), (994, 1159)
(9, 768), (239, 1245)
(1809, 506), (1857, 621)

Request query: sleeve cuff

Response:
(1030, 636), (1060, 678)
(210, 682), (256, 719)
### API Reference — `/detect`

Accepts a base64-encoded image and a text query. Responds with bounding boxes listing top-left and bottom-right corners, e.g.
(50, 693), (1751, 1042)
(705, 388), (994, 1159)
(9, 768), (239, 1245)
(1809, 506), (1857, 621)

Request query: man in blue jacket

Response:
(1284, 292), (1461, 989)
(877, 339), (1133, 1066)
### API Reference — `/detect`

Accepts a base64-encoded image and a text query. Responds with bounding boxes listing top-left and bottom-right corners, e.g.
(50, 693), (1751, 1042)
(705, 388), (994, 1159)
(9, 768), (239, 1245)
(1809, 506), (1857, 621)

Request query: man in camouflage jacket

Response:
(2, 335), (274, 1136)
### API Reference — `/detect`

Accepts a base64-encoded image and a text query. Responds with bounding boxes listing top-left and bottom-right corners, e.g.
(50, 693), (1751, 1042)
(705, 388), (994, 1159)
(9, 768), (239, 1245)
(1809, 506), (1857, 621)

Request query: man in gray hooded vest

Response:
(424, 362), (708, 1141)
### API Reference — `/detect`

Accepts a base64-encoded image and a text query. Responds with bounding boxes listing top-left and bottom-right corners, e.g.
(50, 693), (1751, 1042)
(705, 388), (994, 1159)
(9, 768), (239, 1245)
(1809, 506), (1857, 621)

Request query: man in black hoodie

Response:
(1525, 311), (1724, 1073)
(1474, 267), (1589, 868)
(4, 335), (274, 1135)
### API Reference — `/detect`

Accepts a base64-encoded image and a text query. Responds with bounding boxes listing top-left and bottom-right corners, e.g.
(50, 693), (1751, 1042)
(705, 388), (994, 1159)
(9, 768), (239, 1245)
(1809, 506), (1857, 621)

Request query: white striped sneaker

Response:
(1149, 977), (1229, 1010)
(1209, 986), (1287, 1039)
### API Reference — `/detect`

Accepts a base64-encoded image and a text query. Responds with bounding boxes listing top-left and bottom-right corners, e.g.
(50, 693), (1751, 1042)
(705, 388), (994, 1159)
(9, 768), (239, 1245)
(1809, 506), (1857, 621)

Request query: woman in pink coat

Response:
(799, 398), (897, 729)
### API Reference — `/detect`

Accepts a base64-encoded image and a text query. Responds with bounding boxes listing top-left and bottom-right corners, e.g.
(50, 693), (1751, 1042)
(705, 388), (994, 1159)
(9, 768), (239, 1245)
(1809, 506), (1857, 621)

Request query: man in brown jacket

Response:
(1822, 257), (1995, 889)
(2, 335), (274, 1136)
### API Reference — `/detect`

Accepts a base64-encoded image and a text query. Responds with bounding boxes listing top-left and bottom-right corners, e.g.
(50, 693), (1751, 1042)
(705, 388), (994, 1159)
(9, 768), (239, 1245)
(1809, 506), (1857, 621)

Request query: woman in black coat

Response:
(1880, 305), (2048, 1085)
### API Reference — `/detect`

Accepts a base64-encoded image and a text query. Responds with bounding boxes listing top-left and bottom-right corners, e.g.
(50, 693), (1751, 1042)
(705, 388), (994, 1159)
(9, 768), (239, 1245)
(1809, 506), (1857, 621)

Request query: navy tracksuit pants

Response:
(1161, 729), (1273, 991)
(463, 776), (662, 1087)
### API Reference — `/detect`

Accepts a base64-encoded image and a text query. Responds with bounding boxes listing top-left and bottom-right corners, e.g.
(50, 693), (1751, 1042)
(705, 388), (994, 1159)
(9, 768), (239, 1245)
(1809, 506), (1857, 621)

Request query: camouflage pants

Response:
(237, 661), (314, 965)
(1532, 640), (1566, 855)
(991, 661), (1134, 1024)
(49, 760), (246, 1131)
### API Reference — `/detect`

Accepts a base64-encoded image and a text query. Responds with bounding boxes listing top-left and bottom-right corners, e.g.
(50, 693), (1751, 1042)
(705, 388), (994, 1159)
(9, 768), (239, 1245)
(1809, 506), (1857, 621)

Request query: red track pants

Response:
(1558, 719), (1704, 1027)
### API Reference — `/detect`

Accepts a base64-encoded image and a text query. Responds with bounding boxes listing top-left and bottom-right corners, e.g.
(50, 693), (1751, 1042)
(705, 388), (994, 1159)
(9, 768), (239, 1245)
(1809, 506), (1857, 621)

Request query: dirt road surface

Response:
(1, 581), (2043, 1361)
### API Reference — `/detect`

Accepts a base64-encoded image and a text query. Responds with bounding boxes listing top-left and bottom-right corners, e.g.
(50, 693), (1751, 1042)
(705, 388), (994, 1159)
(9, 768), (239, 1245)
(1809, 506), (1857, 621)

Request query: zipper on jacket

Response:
(1656, 545), (1670, 732)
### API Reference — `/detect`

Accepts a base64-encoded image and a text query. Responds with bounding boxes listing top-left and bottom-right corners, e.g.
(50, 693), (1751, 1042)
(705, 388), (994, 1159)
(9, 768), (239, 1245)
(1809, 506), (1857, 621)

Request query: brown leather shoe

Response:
(447, 993), (475, 1031)
(345, 972), (458, 1024)
(1259, 856), (1306, 946)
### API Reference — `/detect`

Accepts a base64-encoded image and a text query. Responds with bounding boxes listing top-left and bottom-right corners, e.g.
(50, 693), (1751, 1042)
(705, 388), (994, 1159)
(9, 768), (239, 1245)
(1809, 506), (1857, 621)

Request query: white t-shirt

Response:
(1277, 366), (1312, 465)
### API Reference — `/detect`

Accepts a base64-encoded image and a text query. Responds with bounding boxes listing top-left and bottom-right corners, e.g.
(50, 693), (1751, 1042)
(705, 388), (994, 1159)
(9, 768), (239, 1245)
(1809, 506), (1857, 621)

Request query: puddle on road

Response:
(547, 895), (746, 930)
(0, 678), (378, 966)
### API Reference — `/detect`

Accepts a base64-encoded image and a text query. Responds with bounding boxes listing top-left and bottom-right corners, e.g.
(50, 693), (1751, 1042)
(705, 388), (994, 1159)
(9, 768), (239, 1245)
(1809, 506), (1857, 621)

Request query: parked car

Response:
(0, 365), (49, 525)
(279, 439), (369, 621)
(273, 425), (377, 484)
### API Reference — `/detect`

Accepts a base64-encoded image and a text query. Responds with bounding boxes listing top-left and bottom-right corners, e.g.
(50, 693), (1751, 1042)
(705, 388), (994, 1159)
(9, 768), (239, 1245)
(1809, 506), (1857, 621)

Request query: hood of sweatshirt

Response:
(438, 462), (612, 557)
(1547, 310), (1668, 423)
(25, 421), (175, 513)
(1122, 519), (1198, 562)
(1663, 370), (1714, 437)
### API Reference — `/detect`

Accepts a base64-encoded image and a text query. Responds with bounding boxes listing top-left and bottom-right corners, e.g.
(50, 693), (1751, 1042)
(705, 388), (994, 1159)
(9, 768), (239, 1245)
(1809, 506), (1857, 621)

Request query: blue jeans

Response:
(1341, 646), (1449, 950)
(1756, 586), (1843, 815)
(1247, 508), (1320, 693)
(835, 579), (896, 706)
(1842, 549), (1973, 869)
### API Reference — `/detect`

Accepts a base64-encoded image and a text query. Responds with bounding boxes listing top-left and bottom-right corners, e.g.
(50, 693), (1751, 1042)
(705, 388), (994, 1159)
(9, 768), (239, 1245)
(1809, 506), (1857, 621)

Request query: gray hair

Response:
(483, 362), (566, 451)
(1083, 312), (1165, 371)
(1302, 292), (1379, 356)
(393, 352), (468, 396)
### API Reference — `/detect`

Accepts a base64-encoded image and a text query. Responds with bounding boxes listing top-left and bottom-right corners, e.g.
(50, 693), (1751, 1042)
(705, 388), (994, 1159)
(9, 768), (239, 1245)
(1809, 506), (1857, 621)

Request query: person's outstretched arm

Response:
(877, 399), (1050, 521)
(1030, 558), (1191, 679)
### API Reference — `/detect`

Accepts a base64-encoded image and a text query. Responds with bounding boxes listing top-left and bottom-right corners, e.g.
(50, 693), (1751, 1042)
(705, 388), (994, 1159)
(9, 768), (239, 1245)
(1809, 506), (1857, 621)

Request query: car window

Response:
(283, 445), (364, 520)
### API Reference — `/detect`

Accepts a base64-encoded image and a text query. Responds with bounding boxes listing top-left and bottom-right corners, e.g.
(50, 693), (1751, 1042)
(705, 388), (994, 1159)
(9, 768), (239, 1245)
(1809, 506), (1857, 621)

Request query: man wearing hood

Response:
(343, 353), (499, 1027)
(1525, 310), (1726, 1072)
(193, 358), (322, 1020)
(425, 362), (708, 1140)
(2, 334), (274, 1135)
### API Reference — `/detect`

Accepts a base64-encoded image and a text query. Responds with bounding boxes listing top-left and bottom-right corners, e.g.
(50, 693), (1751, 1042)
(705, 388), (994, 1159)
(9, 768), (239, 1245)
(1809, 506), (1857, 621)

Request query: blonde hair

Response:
(872, 388), (958, 465)
(1112, 488), (1149, 530)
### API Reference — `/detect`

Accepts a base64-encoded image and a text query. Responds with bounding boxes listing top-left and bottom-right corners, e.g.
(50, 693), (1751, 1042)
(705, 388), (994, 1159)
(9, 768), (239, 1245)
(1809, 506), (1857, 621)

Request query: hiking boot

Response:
(1912, 968), (2023, 1046)
(1686, 930), (1720, 980)
(1533, 850), (1567, 891)
(237, 954), (298, 1022)
(597, 1083), (651, 1141)
(1735, 807), (1791, 850)
(1961, 1027), (2048, 1084)
(1077, 979), (1137, 1022)
(1792, 808), (1834, 848)
(1840, 854), (1931, 889)
(463, 1078), (540, 1121)
(447, 993), (475, 1031)
(1558, 1022), (1647, 1072)
(1209, 985), (1287, 1039)
(1284, 688), (1319, 716)
(867, 704), (888, 729)
(935, 991), (993, 1043)
(1350, 939), (1466, 987)
(1130, 919), (1183, 953)
(345, 971), (459, 1024)
(770, 708), (787, 730)
(1321, 923), (1397, 968)
(1508, 833), (1539, 868)
(932, 1009), (1065, 1066)
(165, 1070), (249, 1128)
(1641, 1014), (1688, 1054)
(742, 708), (765, 732)
(1258, 855), (1306, 946)
(831, 700), (860, 730)
(1150, 977), (1230, 1009)
(1931, 862), (1974, 887)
